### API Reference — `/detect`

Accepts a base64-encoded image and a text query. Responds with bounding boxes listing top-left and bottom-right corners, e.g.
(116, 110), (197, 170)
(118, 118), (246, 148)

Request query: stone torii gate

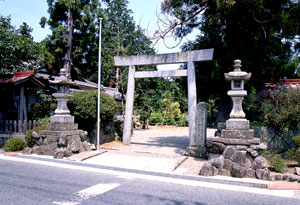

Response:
(114, 48), (214, 147)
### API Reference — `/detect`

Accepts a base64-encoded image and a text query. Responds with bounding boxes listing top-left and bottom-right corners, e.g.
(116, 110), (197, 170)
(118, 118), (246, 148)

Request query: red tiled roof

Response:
(0, 71), (45, 87)
(280, 79), (300, 85)
(265, 79), (300, 89)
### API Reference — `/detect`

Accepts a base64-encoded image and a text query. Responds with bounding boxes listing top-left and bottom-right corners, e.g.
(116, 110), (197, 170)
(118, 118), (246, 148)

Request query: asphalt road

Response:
(0, 156), (300, 205)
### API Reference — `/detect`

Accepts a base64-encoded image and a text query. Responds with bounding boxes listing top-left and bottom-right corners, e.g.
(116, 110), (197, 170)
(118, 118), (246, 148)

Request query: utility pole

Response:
(97, 18), (103, 152)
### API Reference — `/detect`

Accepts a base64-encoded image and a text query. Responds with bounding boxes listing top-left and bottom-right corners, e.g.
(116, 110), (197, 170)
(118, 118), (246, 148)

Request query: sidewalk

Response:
(70, 127), (208, 174)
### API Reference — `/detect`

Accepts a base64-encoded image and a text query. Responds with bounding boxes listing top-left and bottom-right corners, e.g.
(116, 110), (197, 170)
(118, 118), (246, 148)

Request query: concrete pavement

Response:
(69, 127), (206, 174)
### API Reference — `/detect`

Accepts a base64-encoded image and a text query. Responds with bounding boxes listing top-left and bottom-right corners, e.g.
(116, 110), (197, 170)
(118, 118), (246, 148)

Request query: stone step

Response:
(46, 123), (78, 131)
(50, 115), (74, 123)
(221, 130), (254, 139)
(39, 130), (85, 137)
(213, 137), (260, 145)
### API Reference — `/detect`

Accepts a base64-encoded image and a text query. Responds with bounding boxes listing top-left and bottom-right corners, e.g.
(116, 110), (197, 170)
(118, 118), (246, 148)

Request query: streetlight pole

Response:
(97, 18), (103, 152)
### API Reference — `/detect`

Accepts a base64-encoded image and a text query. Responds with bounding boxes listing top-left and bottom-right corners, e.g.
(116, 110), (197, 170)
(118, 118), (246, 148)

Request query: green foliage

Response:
(3, 138), (26, 152)
(292, 135), (300, 148)
(25, 124), (46, 147)
(243, 88), (300, 132)
(286, 149), (300, 166)
(243, 87), (265, 123)
(269, 155), (288, 173)
(32, 102), (57, 119)
(102, 0), (155, 85)
(162, 0), (300, 122)
(31, 88), (56, 119)
(0, 15), (41, 74)
(40, 0), (102, 77)
(68, 90), (117, 122)
(147, 89), (188, 126)
(134, 78), (187, 128)
(263, 151), (287, 173)
(286, 134), (300, 166)
(41, 0), (154, 84)
(262, 89), (300, 132)
(158, 90), (182, 126)
(149, 112), (163, 125)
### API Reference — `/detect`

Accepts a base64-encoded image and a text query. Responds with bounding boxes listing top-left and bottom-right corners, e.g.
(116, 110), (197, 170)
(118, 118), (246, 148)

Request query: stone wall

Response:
(216, 123), (298, 153)
(253, 126), (298, 153)
(201, 143), (272, 180)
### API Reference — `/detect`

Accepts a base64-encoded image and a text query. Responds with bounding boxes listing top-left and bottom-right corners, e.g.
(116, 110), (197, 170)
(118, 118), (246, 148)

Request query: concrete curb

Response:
(67, 150), (107, 162)
(4, 152), (19, 156)
(267, 182), (300, 190)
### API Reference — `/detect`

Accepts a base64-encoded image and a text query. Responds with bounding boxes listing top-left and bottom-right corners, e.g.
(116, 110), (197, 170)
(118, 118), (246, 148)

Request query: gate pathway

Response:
(81, 127), (216, 174)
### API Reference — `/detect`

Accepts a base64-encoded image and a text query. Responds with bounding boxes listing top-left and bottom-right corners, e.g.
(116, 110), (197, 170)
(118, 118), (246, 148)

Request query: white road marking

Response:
(52, 201), (79, 205)
(117, 175), (136, 180)
(0, 154), (298, 199)
(52, 183), (119, 204)
(76, 183), (119, 199)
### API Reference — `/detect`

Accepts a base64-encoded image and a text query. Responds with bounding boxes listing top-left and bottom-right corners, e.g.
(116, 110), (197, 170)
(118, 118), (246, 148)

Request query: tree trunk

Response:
(116, 67), (119, 92)
(216, 95), (231, 124)
(64, 6), (74, 79)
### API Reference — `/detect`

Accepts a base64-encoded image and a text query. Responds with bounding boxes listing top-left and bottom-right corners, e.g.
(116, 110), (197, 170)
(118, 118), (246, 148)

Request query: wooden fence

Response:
(0, 120), (45, 134)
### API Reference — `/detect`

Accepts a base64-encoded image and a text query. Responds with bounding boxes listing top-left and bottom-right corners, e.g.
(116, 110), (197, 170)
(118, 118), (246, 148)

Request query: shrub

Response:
(292, 135), (300, 148)
(68, 90), (117, 122)
(244, 88), (300, 132)
(286, 148), (300, 166)
(25, 124), (46, 147)
(149, 112), (163, 125)
(262, 150), (272, 160)
(262, 89), (300, 132)
(269, 154), (287, 173)
(263, 151), (287, 173)
(3, 138), (26, 152)
(286, 134), (300, 166)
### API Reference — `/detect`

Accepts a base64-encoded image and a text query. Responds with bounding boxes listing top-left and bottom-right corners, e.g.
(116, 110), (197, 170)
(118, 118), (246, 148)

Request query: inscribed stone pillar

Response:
(196, 102), (207, 146)
(122, 65), (136, 145)
(187, 60), (197, 146)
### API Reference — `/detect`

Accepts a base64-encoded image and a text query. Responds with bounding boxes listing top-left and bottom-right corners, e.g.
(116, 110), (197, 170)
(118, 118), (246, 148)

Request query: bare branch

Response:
(148, 2), (207, 48)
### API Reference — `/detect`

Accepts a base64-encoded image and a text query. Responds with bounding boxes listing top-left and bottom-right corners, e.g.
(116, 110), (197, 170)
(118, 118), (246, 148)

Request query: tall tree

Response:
(159, 0), (300, 122)
(102, 0), (155, 86)
(40, 0), (102, 80)
(0, 15), (40, 74)
(40, 0), (187, 124)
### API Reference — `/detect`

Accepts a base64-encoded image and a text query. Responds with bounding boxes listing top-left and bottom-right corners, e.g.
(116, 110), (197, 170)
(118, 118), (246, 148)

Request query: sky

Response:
(0, 0), (198, 69)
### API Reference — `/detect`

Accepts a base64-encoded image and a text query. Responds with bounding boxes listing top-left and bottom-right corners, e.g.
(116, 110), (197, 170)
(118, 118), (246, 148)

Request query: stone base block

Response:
(213, 137), (260, 145)
(40, 130), (86, 138)
(226, 119), (250, 130)
(221, 129), (254, 139)
(46, 123), (78, 131)
(184, 145), (208, 159)
(51, 115), (74, 123)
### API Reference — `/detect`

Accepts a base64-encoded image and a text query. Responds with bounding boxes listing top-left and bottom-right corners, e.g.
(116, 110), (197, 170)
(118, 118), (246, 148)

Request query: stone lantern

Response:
(222, 59), (254, 139)
(200, 60), (271, 179)
(50, 68), (75, 124)
(36, 68), (89, 159)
